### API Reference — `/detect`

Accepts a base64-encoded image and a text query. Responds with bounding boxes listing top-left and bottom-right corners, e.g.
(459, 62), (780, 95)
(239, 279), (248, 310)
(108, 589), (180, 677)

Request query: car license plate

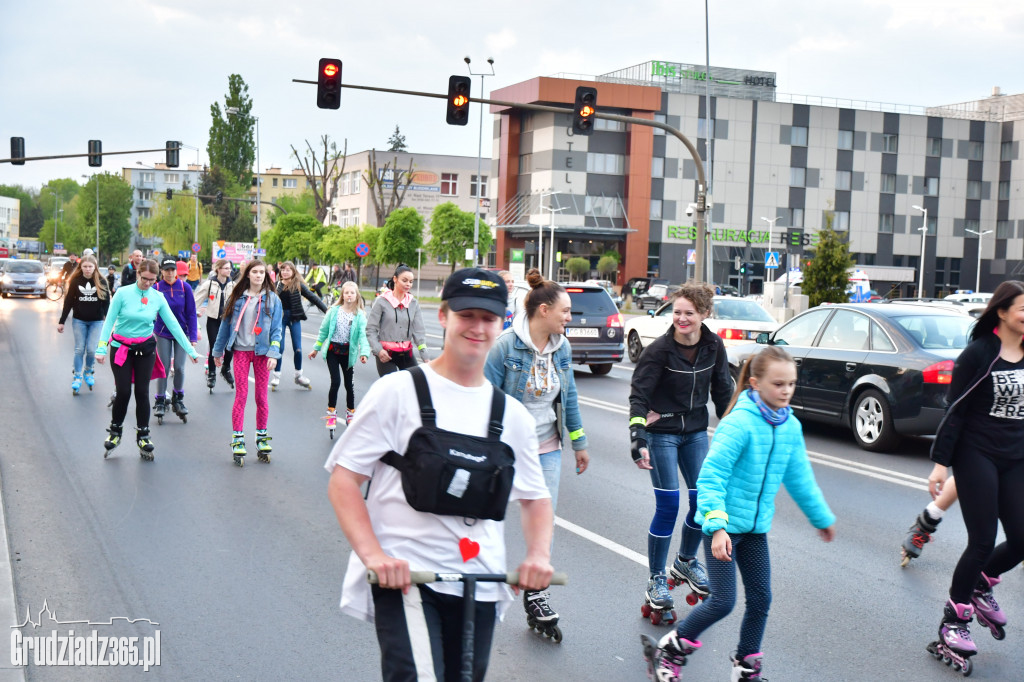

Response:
(566, 328), (599, 338)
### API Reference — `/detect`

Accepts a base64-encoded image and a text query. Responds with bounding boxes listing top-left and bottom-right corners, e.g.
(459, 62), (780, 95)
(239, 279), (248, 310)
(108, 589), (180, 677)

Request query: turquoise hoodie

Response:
(698, 391), (835, 535)
(312, 306), (371, 369)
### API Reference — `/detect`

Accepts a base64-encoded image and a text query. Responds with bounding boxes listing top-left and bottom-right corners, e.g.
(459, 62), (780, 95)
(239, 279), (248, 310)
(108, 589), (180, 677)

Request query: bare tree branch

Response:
(362, 149), (414, 227)
(291, 136), (346, 224)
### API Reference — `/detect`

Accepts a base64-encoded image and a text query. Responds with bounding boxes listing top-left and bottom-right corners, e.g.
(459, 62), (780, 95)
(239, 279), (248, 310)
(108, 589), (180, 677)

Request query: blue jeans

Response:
(72, 319), (103, 375)
(539, 449), (562, 514)
(274, 311), (303, 372)
(647, 430), (709, 575)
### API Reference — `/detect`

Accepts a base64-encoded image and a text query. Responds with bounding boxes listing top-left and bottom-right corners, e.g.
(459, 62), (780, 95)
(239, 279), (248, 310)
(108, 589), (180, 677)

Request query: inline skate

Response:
(345, 408), (355, 426)
(103, 423), (122, 458)
(153, 395), (166, 425)
(71, 373), (83, 395)
(668, 554), (711, 605)
(324, 408), (337, 440)
(731, 652), (766, 681)
(524, 590), (562, 642)
(136, 427), (155, 461)
(270, 371), (281, 391)
(170, 391), (188, 423)
(83, 369), (95, 390)
(294, 370), (312, 390)
(926, 600), (976, 676)
(971, 572), (1006, 640)
(206, 365), (217, 393)
(221, 366), (235, 389)
(641, 631), (700, 682)
(901, 510), (941, 567)
(231, 431), (246, 467)
(255, 429), (272, 463)
(641, 574), (677, 625)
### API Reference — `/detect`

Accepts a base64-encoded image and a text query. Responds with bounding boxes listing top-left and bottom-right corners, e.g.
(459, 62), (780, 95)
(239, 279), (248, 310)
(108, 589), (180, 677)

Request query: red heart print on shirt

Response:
(459, 537), (480, 562)
(254, 326), (262, 335)
(141, 297), (148, 305)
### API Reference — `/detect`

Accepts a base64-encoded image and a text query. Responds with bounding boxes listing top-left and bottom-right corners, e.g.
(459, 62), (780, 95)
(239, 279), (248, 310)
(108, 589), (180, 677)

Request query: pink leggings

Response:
(231, 351), (271, 431)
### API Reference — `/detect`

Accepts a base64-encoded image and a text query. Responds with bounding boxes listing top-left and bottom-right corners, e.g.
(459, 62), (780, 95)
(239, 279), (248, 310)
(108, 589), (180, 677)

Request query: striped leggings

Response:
(231, 351), (271, 431)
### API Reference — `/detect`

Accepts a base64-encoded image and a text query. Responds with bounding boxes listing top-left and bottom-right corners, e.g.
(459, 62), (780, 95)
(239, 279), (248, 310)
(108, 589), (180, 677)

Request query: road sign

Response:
(734, 256), (741, 270)
(192, 242), (201, 253)
(54, 242), (64, 251)
(687, 249), (696, 265)
(216, 249), (227, 259)
(765, 251), (781, 269)
(255, 249), (266, 257)
(354, 242), (369, 258)
(510, 248), (524, 263)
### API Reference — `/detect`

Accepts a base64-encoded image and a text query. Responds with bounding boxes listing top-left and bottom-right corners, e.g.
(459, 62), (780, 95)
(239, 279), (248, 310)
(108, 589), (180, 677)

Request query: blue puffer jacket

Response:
(698, 391), (835, 535)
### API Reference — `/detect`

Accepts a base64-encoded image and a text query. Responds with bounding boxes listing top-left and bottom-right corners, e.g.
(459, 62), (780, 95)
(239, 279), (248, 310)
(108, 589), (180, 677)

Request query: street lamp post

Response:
(912, 205), (928, 297)
(225, 107), (262, 249)
(965, 228), (994, 293)
(760, 215), (783, 283)
(465, 56), (495, 267)
(540, 203), (567, 281)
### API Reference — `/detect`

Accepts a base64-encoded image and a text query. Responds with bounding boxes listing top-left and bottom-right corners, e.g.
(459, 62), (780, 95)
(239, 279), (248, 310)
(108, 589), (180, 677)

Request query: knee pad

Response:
(684, 489), (700, 530)
(650, 489), (680, 537)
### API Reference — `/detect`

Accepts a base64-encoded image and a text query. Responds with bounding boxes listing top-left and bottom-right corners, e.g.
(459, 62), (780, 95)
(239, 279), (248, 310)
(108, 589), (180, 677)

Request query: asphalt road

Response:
(0, 296), (1020, 681)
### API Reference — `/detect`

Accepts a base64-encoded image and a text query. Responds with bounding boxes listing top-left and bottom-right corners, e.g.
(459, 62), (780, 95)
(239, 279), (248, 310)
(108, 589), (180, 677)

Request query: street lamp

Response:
(965, 227), (993, 293)
(465, 56), (495, 267)
(225, 107), (261, 249)
(912, 205), (928, 297)
(82, 174), (99, 258)
(760, 215), (784, 283)
(540, 201), (567, 281)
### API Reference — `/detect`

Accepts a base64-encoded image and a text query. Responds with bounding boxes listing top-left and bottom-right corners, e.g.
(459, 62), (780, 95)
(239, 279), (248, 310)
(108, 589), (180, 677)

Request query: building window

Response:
(1001, 141), (1014, 161)
(924, 177), (939, 196)
(833, 211), (850, 231)
(470, 175), (488, 198)
(518, 154), (532, 174)
(880, 173), (896, 193)
(927, 137), (942, 157)
(836, 170), (851, 191)
(997, 220), (1014, 238)
(787, 207), (804, 228)
(441, 173), (458, 196)
(650, 199), (663, 220)
(587, 153), (625, 175)
(350, 172), (360, 193)
(138, 208), (151, 219)
(337, 209), (348, 226)
(140, 172), (154, 183)
(879, 214), (894, 233)
(966, 180), (982, 200)
(789, 167), (805, 187)
(965, 219), (980, 235)
(999, 180), (1010, 200)
(922, 216), (937, 234)
(283, 178), (297, 189)
(350, 208), (359, 226)
(272, 178), (278, 187)
(968, 141), (984, 160)
(520, 113), (534, 133)
(341, 174), (349, 195)
(790, 126), (808, 146)
(594, 118), (626, 132)
(837, 130), (853, 150)
(651, 157), (664, 178)
(697, 119), (716, 138)
(882, 134), (898, 153)
(585, 196), (623, 218)
(164, 173), (179, 184)
(652, 114), (666, 136)
(138, 189), (151, 201)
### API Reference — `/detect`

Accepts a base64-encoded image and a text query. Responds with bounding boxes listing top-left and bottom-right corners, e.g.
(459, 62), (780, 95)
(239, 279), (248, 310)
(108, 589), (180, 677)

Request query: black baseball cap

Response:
(442, 268), (508, 317)
(160, 258), (177, 270)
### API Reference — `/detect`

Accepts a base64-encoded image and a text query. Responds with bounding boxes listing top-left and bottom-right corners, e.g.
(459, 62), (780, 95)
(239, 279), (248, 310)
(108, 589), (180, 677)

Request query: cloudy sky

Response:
(2, 0), (1023, 191)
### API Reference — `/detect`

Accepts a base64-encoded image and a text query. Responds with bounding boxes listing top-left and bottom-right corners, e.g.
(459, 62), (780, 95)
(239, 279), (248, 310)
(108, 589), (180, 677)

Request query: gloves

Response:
(629, 424), (648, 463)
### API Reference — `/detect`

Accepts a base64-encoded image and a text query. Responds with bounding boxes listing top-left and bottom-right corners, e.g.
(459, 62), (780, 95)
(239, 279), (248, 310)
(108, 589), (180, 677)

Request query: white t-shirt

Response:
(324, 364), (547, 624)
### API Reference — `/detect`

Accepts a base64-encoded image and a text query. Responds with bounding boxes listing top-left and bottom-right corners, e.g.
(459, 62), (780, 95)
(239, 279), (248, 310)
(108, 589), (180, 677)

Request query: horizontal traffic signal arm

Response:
(0, 144), (180, 165)
(173, 192), (288, 213)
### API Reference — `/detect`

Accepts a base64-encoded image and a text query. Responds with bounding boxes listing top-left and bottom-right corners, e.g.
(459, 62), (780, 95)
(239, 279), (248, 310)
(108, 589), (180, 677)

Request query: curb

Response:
(0, 466), (26, 680)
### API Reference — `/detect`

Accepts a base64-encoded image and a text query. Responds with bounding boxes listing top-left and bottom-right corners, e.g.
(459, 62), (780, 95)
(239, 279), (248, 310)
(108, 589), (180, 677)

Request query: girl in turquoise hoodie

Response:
(648, 346), (836, 682)
(310, 281), (370, 431)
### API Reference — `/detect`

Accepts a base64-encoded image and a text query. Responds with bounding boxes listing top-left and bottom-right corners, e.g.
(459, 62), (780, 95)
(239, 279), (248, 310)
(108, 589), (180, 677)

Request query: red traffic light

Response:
(323, 63), (339, 78)
(317, 58), (342, 110)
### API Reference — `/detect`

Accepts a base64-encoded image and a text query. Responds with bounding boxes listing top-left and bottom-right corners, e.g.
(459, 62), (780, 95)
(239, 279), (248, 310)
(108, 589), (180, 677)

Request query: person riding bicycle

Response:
(308, 263), (329, 298)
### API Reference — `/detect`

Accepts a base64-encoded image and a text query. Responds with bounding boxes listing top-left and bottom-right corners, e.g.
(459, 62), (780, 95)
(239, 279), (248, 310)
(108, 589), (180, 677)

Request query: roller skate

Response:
(270, 371), (281, 391)
(324, 408), (337, 440)
(231, 431), (246, 467)
(255, 429), (272, 463)
(221, 366), (235, 389)
(170, 391), (188, 423)
(83, 369), (95, 390)
(107, 390), (116, 408)
(926, 600), (976, 676)
(153, 395), (166, 425)
(136, 427), (155, 461)
(901, 510), (941, 567)
(103, 423), (122, 458)
(294, 370), (312, 390)
(524, 590), (562, 643)
(641, 630), (700, 682)
(731, 652), (766, 681)
(71, 373), (82, 395)
(345, 408), (355, 426)
(206, 366), (217, 393)
(668, 554), (710, 605)
(641, 574), (677, 625)
(971, 573), (1007, 640)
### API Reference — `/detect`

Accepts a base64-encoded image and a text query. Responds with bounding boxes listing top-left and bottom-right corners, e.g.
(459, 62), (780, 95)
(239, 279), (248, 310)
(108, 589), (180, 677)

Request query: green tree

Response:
(426, 202), (492, 273)
(263, 213), (323, 263)
(376, 207), (424, 269)
(566, 257), (590, 279)
(801, 212), (854, 307)
(77, 174), (134, 260)
(138, 194), (220, 261)
(207, 74), (256, 187)
(597, 255), (619, 278)
(387, 125), (407, 152)
(268, 190), (316, 226)
(37, 178), (82, 226)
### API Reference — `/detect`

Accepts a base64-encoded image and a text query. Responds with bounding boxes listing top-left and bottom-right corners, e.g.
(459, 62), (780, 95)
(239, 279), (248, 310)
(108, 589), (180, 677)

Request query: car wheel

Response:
(627, 331), (644, 363)
(852, 389), (900, 452)
(589, 363), (613, 376)
(729, 364), (740, 385)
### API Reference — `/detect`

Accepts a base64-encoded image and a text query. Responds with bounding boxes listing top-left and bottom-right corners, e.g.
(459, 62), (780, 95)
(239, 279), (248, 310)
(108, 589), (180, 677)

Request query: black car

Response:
(634, 284), (681, 310)
(727, 303), (975, 452)
(563, 283), (625, 375)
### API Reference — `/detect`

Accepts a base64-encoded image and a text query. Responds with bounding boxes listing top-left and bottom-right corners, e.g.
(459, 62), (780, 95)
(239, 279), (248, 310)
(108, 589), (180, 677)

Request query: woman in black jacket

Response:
(926, 280), (1024, 667)
(272, 261), (327, 389)
(628, 281), (733, 623)
(57, 254), (110, 394)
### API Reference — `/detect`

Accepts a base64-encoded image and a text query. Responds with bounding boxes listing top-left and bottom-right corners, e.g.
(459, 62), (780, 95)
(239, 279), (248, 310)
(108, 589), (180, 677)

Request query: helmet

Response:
(82, 248), (95, 257)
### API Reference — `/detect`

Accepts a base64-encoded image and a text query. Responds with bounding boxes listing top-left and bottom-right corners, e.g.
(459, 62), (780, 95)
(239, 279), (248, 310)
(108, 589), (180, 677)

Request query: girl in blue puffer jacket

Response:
(648, 346), (836, 682)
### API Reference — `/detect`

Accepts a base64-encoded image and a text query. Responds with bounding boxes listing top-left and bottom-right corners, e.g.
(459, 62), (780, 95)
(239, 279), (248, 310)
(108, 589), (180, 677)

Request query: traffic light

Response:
(215, 191), (223, 205)
(739, 263), (746, 274)
(166, 141), (180, 167)
(166, 189), (173, 200)
(446, 75), (471, 126)
(572, 86), (597, 136)
(10, 137), (24, 165)
(88, 140), (102, 167)
(317, 58), (342, 109)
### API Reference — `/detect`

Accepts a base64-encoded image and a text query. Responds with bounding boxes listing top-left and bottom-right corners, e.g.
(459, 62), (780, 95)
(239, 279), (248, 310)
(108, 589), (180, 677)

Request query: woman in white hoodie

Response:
(484, 268), (589, 637)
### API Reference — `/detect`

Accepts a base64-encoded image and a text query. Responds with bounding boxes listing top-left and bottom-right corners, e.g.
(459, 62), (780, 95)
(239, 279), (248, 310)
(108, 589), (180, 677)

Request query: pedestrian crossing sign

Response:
(765, 251), (780, 269)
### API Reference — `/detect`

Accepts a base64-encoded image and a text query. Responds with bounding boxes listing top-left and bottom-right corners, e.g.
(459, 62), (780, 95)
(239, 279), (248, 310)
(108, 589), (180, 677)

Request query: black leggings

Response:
(326, 343), (355, 410)
(374, 349), (416, 377)
(110, 338), (158, 429)
(206, 317), (232, 372)
(949, 449), (1024, 603)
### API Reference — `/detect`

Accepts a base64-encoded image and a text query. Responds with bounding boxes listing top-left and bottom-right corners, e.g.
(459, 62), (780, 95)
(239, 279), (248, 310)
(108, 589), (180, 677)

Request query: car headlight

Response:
(37, 276), (48, 286)
(1, 275), (10, 285)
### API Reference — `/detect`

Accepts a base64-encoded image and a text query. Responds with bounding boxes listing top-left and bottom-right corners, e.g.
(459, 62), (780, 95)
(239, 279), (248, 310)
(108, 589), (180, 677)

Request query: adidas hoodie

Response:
(59, 274), (109, 324)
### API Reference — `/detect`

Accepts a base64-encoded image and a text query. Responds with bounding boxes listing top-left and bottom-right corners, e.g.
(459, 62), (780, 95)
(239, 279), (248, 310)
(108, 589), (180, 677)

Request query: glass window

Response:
(651, 157), (664, 178)
(968, 141), (984, 160)
(164, 173), (179, 184)
(272, 178), (278, 187)
(790, 167), (805, 187)
(1001, 141), (1013, 161)
(350, 208), (359, 225)
(787, 207), (804, 228)
(650, 199), (663, 220)
(925, 177), (939, 196)
(833, 211), (850, 230)
(140, 172), (154, 183)
(926, 216), (937, 234)
(790, 126), (808, 146)
(350, 172), (360, 193)
(997, 220), (1014, 238)
(897, 315), (974, 349)
(880, 173), (896, 193)
(653, 114), (666, 136)
(818, 310), (871, 350)
(836, 170), (851, 191)
(870, 322), (896, 352)
(697, 119), (716, 138)
(927, 137), (942, 157)
(882, 134), (898, 153)
(470, 175), (488, 198)
(585, 196), (623, 218)
(441, 173), (458, 196)
(520, 113), (533, 133)
(518, 154), (532, 174)
(772, 308), (832, 347)
(879, 214), (894, 233)
(283, 178), (297, 189)
(966, 180), (982, 199)
(837, 130), (853, 150)
(586, 153), (624, 175)
(594, 118), (625, 132)
(999, 180), (1010, 200)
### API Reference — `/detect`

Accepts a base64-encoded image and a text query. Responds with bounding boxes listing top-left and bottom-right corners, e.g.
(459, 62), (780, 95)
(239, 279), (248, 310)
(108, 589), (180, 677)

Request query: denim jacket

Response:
(212, 290), (284, 359)
(484, 330), (588, 452)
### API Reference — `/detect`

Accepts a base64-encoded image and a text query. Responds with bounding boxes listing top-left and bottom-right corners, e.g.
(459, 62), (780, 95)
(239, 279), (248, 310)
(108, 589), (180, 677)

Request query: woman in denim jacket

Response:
(484, 268), (588, 634)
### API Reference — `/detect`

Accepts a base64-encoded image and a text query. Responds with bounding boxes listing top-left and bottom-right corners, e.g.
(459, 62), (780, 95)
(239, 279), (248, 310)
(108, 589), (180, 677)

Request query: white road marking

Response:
(554, 517), (647, 567)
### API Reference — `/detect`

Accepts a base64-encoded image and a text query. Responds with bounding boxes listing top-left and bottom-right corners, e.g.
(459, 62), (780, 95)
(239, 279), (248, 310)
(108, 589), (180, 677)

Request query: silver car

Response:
(1, 260), (47, 298)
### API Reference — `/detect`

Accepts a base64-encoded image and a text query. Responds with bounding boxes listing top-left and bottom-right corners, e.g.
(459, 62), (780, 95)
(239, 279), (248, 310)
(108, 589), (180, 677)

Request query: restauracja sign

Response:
(667, 224), (819, 247)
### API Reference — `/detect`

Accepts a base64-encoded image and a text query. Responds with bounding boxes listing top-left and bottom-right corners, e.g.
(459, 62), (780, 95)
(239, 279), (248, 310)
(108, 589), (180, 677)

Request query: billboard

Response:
(211, 242), (255, 264)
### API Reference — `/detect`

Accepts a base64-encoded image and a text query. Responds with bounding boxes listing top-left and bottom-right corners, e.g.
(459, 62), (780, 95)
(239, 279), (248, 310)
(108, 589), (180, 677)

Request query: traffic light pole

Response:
(292, 79), (712, 282)
(0, 145), (181, 165)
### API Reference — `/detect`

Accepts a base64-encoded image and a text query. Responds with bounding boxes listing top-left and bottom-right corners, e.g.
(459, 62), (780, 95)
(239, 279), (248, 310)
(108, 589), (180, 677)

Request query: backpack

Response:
(380, 366), (516, 521)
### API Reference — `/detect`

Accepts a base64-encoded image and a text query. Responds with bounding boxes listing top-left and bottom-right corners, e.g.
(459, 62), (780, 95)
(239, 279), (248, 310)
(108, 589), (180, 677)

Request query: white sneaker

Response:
(270, 371), (281, 387)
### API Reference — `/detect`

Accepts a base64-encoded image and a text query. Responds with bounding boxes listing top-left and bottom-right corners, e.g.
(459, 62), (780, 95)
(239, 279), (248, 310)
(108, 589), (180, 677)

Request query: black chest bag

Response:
(380, 367), (516, 521)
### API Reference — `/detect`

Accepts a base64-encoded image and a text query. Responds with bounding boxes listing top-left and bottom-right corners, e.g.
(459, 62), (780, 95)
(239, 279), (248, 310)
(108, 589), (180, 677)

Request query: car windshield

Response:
(647, 285), (667, 297)
(895, 315), (975, 350)
(567, 289), (615, 316)
(714, 299), (776, 322)
(8, 261), (44, 274)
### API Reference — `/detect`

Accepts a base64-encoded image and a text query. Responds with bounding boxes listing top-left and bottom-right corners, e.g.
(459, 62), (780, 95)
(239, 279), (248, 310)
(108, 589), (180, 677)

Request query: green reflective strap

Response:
(629, 416), (647, 427)
(569, 428), (585, 441)
(417, 344), (427, 351)
(270, 341), (280, 348)
(704, 510), (728, 523)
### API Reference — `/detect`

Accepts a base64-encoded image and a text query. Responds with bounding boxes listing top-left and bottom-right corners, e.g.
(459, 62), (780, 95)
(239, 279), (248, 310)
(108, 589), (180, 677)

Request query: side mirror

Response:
(755, 332), (770, 344)
(647, 309), (656, 317)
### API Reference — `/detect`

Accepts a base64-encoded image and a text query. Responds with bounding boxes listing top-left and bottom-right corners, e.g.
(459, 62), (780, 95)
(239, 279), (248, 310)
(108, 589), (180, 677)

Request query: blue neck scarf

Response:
(747, 389), (791, 426)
